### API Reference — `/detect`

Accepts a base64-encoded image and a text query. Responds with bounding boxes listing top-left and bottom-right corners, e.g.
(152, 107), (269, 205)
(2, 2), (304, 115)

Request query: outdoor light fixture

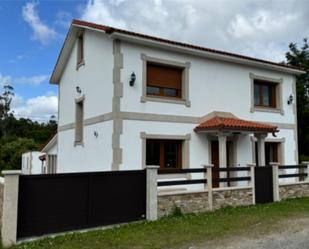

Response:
(129, 72), (136, 86)
(76, 86), (82, 94)
(94, 131), (99, 138)
(287, 94), (294, 105)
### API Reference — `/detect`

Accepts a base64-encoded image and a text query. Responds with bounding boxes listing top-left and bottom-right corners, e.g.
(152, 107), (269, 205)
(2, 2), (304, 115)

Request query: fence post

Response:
(247, 164), (256, 205)
(203, 164), (213, 211)
(301, 161), (309, 182)
(146, 165), (159, 221)
(270, 162), (280, 202)
(1, 170), (22, 247)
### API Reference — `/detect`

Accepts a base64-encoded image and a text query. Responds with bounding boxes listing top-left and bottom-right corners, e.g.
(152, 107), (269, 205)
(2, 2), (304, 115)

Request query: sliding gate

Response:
(17, 170), (146, 239)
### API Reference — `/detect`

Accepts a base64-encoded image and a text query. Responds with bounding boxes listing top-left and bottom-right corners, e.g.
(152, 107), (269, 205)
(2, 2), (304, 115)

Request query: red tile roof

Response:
(72, 19), (304, 72)
(195, 116), (278, 133)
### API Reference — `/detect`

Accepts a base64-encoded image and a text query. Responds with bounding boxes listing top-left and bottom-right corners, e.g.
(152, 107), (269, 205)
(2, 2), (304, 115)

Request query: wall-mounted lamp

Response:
(129, 72), (136, 86)
(287, 94), (294, 105)
(76, 86), (82, 94)
(94, 131), (99, 138)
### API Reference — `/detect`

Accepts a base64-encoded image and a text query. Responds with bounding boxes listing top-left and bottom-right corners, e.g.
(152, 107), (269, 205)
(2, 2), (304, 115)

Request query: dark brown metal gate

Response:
(17, 170), (146, 239)
(254, 166), (273, 204)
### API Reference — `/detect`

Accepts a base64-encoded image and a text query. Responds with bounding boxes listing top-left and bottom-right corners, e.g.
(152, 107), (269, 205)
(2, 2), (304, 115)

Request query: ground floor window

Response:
(146, 139), (182, 169)
(265, 142), (279, 165)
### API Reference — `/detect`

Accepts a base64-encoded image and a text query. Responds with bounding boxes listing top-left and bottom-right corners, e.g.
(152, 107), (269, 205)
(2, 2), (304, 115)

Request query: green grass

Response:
(6, 198), (309, 249)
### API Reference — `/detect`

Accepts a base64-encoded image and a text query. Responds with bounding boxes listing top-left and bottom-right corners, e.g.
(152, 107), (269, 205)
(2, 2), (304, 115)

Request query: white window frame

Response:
(250, 73), (284, 115)
(74, 95), (85, 146)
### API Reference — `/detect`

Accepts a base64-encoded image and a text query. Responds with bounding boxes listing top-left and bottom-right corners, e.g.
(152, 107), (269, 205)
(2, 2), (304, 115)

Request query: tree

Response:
(0, 85), (15, 138)
(0, 137), (39, 171)
(0, 85), (14, 119)
(0, 85), (57, 172)
(286, 38), (309, 159)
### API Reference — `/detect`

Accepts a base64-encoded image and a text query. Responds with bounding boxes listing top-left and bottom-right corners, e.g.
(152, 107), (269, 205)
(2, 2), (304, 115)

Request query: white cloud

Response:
(55, 11), (72, 28)
(22, 1), (57, 45)
(228, 14), (255, 38)
(11, 93), (58, 122)
(15, 75), (49, 86)
(9, 53), (29, 63)
(81, 0), (127, 28)
(0, 72), (49, 87)
(0, 74), (12, 87)
(79, 0), (309, 62)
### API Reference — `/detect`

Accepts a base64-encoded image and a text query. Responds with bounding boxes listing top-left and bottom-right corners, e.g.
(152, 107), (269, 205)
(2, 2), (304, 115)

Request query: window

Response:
(265, 142), (279, 166)
(75, 98), (84, 144)
(255, 141), (280, 166)
(146, 63), (182, 98)
(77, 33), (84, 66)
(254, 80), (277, 108)
(146, 139), (182, 169)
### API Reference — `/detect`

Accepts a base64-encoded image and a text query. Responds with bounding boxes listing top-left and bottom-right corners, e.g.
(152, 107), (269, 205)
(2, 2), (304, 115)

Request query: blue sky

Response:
(0, 0), (85, 121)
(0, 0), (308, 122)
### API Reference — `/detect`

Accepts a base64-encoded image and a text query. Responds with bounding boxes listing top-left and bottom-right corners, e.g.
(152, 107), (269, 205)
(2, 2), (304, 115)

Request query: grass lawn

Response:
(5, 198), (309, 249)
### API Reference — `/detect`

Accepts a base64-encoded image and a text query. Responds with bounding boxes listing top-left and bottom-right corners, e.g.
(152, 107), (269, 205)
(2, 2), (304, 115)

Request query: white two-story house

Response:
(50, 20), (304, 182)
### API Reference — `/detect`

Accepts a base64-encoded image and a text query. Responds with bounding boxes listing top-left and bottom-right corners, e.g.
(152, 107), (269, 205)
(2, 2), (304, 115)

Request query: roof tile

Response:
(195, 116), (278, 133)
(72, 19), (304, 72)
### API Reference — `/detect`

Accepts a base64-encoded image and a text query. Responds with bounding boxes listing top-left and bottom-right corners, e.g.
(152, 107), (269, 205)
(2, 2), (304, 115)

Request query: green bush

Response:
(170, 205), (183, 217)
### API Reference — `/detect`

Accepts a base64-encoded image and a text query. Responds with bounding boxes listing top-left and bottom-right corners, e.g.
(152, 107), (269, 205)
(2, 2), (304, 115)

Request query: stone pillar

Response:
(1, 170), (21, 247)
(248, 164), (256, 205)
(146, 165), (159, 221)
(255, 134), (267, 166)
(218, 134), (227, 187)
(203, 164), (213, 211)
(270, 162), (280, 202)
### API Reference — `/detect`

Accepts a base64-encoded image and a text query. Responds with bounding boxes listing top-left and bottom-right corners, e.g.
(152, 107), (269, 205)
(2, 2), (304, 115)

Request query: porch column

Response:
(255, 133), (267, 166)
(218, 134), (227, 187)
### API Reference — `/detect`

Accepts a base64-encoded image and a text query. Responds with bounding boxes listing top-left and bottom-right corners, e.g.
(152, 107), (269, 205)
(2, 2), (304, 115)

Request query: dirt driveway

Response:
(192, 216), (309, 249)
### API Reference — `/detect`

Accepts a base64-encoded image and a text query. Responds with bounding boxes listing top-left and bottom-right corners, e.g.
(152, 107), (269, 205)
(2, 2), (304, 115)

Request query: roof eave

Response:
(50, 24), (76, 85)
(194, 127), (278, 133)
(50, 19), (306, 85)
(50, 23), (109, 84)
(41, 134), (58, 153)
(110, 32), (305, 75)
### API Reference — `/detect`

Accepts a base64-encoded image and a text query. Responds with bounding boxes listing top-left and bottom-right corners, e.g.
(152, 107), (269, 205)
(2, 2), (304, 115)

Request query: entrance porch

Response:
(195, 112), (279, 187)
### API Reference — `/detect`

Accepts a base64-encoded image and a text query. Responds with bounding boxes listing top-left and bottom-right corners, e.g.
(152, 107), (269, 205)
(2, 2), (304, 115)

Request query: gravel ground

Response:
(188, 217), (309, 249)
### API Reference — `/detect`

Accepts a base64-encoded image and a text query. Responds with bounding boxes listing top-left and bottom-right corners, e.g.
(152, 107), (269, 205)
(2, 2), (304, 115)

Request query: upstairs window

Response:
(77, 33), (84, 66)
(146, 63), (182, 98)
(254, 80), (277, 108)
(75, 98), (84, 144)
(146, 139), (182, 169)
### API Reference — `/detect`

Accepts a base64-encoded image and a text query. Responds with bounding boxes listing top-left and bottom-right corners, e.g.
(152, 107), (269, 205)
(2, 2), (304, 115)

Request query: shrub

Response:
(170, 205), (183, 217)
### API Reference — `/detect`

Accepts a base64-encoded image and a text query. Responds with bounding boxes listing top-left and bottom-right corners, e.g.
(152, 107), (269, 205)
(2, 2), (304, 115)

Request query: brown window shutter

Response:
(147, 63), (182, 89)
(270, 84), (276, 107)
(77, 35), (84, 64)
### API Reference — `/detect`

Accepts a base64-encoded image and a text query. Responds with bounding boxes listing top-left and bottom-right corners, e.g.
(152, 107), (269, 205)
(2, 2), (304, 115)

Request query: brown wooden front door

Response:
(211, 141), (219, 187)
(211, 140), (233, 187)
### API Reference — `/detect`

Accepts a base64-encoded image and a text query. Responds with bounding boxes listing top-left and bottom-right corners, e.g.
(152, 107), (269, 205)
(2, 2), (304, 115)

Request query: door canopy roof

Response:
(195, 112), (278, 133)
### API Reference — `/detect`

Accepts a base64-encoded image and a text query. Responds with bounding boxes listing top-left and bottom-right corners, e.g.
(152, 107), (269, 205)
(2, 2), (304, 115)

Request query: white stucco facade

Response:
(52, 21), (302, 184)
(21, 152), (43, 175)
(57, 121), (113, 172)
